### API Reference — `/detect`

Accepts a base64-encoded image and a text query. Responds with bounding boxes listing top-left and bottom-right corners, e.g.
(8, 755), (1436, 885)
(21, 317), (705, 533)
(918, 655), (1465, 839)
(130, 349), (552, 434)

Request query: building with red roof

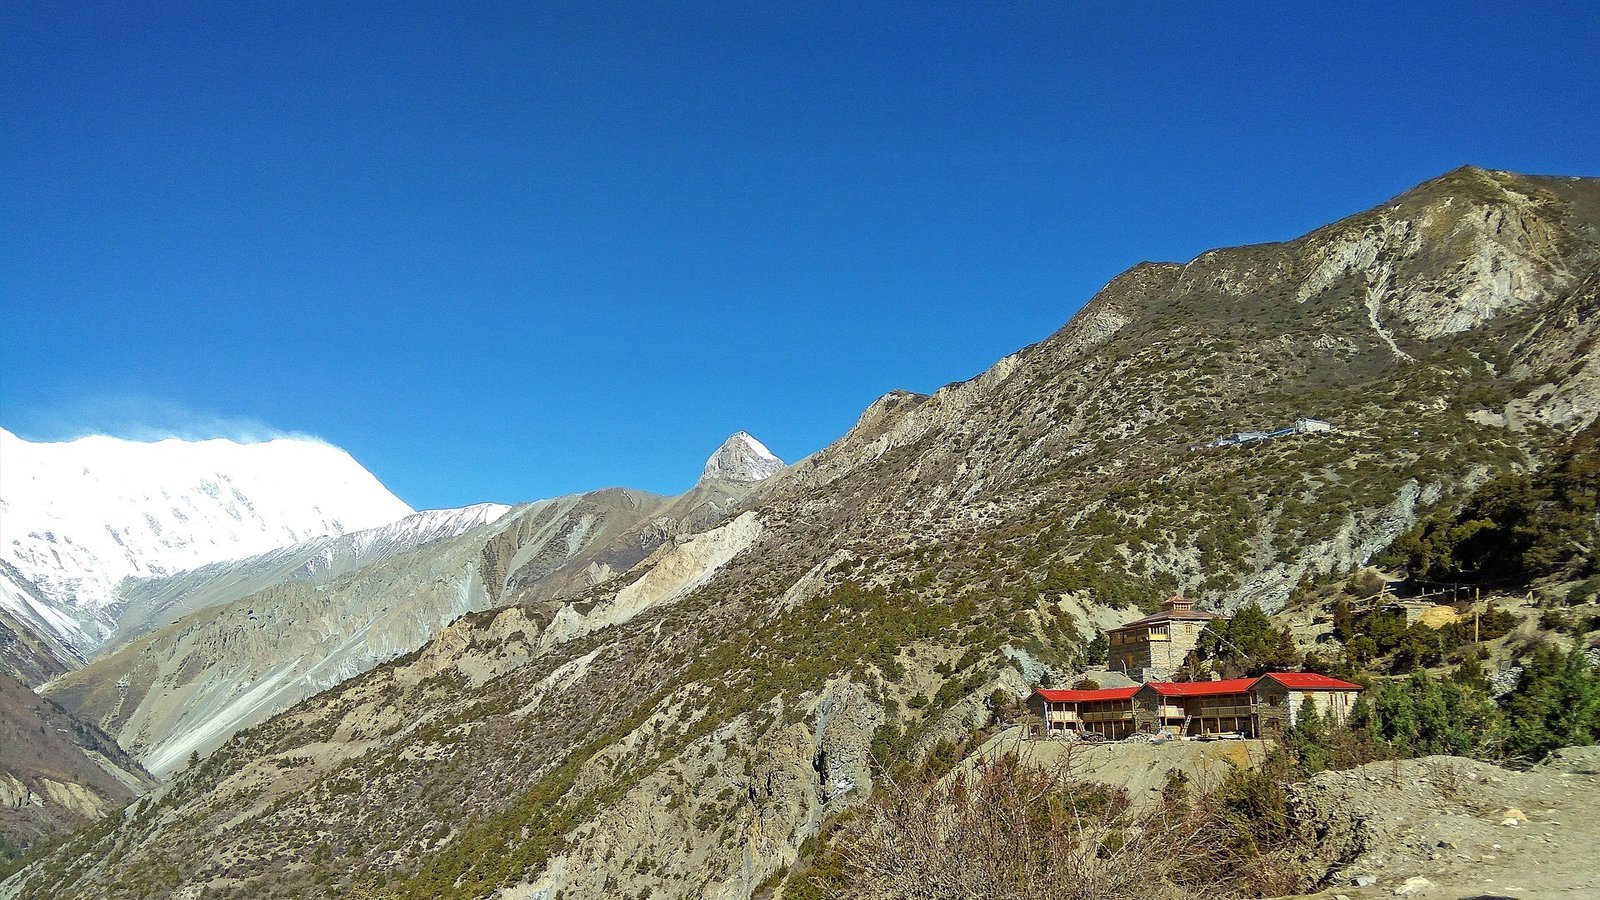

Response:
(1028, 672), (1362, 739)
(1026, 686), (1142, 739)
(1248, 672), (1363, 734)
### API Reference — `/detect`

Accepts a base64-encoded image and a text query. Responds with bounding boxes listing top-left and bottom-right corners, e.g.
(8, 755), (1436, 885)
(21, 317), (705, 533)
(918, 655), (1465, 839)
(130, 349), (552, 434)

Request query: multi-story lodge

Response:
(1026, 685), (1142, 739)
(1106, 595), (1219, 681)
(1027, 672), (1362, 740)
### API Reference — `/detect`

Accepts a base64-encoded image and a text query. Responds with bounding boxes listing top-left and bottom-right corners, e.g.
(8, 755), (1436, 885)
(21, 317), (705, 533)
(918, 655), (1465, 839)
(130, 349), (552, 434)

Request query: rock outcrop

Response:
(0, 674), (154, 858)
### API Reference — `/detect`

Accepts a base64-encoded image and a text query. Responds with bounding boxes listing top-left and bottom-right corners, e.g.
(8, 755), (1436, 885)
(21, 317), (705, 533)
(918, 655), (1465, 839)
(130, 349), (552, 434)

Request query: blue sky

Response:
(4, 3), (1597, 510)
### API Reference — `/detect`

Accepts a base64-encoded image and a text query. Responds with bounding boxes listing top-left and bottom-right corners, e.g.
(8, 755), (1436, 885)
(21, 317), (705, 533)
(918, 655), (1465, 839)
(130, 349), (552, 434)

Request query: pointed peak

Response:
(700, 432), (783, 484)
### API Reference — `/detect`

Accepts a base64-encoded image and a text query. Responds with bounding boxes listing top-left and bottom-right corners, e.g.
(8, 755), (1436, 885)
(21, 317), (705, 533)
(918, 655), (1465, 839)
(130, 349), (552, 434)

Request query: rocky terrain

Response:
(102, 503), (513, 648)
(0, 674), (155, 863)
(3, 166), (1599, 899)
(1286, 748), (1600, 898)
(0, 581), (80, 689)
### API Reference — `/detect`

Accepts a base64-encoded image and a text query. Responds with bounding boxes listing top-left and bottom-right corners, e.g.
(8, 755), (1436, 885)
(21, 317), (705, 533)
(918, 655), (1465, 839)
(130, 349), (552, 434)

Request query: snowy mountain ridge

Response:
(0, 428), (413, 651)
(106, 502), (513, 648)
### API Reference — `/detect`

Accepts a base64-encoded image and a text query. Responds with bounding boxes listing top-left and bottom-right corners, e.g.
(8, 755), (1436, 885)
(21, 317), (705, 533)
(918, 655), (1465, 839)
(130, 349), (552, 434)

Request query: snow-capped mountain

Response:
(699, 432), (784, 483)
(0, 428), (413, 651)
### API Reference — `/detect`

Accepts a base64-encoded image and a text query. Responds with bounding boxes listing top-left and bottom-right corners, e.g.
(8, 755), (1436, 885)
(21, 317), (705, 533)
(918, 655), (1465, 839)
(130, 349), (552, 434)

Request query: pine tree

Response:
(1503, 646), (1600, 760)
(1453, 651), (1488, 692)
(1085, 630), (1108, 665)
(1373, 679), (1419, 746)
(1332, 599), (1354, 642)
(1287, 695), (1332, 774)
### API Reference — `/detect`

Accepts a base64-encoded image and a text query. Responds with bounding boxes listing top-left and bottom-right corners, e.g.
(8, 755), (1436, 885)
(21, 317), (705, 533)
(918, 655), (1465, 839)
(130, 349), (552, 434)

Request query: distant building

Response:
(1190, 417), (1334, 450)
(1106, 595), (1218, 681)
(1132, 678), (1259, 736)
(1027, 672), (1362, 740)
(1249, 672), (1363, 733)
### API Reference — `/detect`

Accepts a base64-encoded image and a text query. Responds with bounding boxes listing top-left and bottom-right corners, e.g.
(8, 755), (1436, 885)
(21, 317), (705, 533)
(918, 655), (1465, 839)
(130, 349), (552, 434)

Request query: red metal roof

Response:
(1034, 686), (1140, 703)
(1260, 672), (1363, 691)
(1032, 672), (1361, 705)
(1140, 678), (1258, 697)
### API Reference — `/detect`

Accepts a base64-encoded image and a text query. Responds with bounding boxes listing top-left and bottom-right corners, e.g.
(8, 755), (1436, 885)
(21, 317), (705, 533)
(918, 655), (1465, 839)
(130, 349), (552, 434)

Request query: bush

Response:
(833, 751), (1302, 899)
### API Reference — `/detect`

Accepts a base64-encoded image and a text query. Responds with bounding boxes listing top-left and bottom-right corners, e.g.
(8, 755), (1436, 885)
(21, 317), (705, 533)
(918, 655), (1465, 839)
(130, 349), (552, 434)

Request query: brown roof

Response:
(1112, 608), (1220, 629)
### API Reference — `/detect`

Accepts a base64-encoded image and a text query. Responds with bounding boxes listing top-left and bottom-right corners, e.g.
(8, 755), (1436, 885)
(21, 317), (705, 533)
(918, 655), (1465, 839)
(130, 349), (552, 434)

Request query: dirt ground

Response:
(1284, 746), (1600, 900)
(976, 729), (1600, 898)
(972, 728), (1269, 807)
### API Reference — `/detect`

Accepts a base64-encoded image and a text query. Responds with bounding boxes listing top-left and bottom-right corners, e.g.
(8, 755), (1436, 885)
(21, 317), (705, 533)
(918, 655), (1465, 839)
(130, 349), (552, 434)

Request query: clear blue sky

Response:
(4, 3), (1597, 510)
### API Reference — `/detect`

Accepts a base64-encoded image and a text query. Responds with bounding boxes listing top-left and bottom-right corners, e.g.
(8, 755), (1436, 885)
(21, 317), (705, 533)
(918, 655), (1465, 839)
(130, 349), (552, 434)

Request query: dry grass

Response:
(839, 750), (1301, 900)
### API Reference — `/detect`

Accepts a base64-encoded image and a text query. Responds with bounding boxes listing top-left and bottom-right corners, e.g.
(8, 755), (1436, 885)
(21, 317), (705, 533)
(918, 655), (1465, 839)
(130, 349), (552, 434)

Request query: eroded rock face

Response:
(0, 674), (154, 856)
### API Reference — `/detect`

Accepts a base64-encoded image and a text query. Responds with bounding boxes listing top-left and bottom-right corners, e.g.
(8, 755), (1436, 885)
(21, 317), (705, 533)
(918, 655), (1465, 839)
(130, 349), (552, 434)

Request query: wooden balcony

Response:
(1188, 704), (1255, 718)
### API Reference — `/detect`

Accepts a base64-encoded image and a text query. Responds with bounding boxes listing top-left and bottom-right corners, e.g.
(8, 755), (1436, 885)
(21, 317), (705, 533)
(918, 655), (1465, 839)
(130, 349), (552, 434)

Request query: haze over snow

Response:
(0, 428), (413, 647)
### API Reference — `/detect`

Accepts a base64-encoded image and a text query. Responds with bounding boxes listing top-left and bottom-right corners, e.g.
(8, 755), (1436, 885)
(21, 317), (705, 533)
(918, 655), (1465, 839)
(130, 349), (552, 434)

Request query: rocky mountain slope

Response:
(104, 503), (513, 648)
(0, 566), (82, 688)
(0, 430), (413, 652)
(42, 435), (784, 776)
(5, 167), (1599, 900)
(0, 674), (155, 863)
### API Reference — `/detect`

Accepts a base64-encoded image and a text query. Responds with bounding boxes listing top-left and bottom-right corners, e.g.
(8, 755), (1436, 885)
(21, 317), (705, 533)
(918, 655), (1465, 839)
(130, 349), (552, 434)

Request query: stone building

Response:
(1026, 686), (1140, 739)
(1106, 595), (1219, 681)
(1028, 672), (1362, 740)
(1248, 672), (1363, 734)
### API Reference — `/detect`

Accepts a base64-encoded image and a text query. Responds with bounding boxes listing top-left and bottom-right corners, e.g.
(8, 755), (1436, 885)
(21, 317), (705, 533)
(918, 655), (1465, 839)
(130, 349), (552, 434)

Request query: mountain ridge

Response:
(41, 437), (781, 776)
(6, 166), (1600, 900)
